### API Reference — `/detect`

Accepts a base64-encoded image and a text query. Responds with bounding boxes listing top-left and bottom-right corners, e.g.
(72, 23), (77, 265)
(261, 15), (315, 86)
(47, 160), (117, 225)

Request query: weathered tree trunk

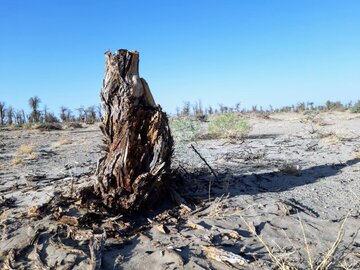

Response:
(95, 49), (173, 212)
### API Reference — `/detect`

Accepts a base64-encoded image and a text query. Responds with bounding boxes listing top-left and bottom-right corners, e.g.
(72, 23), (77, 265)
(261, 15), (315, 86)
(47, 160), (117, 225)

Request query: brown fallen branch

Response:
(190, 144), (218, 201)
(190, 144), (218, 181)
(49, 238), (87, 257)
(202, 246), (248, 267)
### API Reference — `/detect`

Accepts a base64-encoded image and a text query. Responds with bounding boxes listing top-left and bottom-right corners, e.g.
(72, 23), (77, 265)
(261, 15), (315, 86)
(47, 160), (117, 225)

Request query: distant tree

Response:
(307, 102), (314, 110)
(346, 101), (353, 109)
(181, 102), (190, 116)
(85, 106), (97, 123)
(192, 100), (204, 116)
(60, 106), (73, 122)
(351, 100), (360, 113)
(42, 105), (48, 123)
(15, 109), (26, 125)
(6, 106), (14, 125)
(323, 100), (344, 111)
(219, 104), (229, 113)
(60, 106), (66, 122)
(67, 109), (74, 122)
(0, 102), (5, 125)
(45, 112), (59, 123)
(296, 102), (306, 112)
(325, 100), (331, 110)
(76, 106), (85, 122)
(96, 104), (103, 121)
(22, 110), (27, 123)
(28, 96), (41, 123)
(280, 106), (292, 112)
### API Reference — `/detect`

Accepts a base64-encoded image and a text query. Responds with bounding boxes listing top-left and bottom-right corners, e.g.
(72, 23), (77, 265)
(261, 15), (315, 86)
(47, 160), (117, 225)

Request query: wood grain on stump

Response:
(95, 49), (173, 212)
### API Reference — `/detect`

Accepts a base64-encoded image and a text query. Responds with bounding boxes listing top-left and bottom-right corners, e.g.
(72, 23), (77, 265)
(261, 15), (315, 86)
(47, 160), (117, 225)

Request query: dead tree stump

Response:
(95, 49), (173, 212)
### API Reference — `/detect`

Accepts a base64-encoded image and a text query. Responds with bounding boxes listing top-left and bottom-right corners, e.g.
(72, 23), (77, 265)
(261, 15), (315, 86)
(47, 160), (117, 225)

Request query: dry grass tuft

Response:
(28, 152), (39, 160)
(298, 214), (314, 270)
(59, 138), (72, 146)
(11, 157), (25, 166)
(353, 151), (360, 160)
(239, 212), (291, 269)
(312, 117), (329, 126)
(16, 144), (35, 156)
(321, 136), (340, 145)
(63, 122), (83, 129)
(315, 212), (350, 270)
(31, 123), (62, 131)
(239, 210), (353, 269)
(12, 144), (38, 165)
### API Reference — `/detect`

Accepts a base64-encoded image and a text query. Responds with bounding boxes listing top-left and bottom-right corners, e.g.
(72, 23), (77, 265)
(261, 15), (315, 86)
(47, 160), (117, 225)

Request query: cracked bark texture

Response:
(95, 49), (173, 212)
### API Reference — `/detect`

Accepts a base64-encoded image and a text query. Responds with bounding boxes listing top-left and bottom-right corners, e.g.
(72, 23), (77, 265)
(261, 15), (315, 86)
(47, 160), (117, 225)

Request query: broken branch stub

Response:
(95, 49), (173, 212)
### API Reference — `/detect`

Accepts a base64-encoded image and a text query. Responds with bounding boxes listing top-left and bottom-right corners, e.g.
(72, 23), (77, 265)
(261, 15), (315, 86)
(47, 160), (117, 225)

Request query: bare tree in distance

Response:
(85, 106), (96, 123)
(6, 106), (14, 125)
(28, 96), (41, 123)
(60, 106), (73, 122)
(0, 102), (5, 125)
(15, 109), (26, 125)
(76, 106), (85, 122)
(96, 104), (103, 121)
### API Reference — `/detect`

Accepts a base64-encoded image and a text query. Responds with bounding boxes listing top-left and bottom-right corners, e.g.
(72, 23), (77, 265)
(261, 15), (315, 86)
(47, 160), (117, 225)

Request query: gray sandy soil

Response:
(0, 112), (359, 269)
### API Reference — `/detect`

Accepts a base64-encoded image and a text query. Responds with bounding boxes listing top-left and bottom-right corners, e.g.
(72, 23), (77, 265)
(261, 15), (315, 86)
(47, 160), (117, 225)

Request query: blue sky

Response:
(0, 0), (359, 114)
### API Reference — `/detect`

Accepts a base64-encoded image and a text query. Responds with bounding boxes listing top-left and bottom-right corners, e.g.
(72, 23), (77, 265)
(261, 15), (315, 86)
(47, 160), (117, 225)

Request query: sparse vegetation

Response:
(11, 157), (25, 166)
(170, 116), (203, 143)
(32, 123), (62, 131)
(208, 112), (251, 139)
(174, 100), (356, 118)
(0, 98), (357, 129)
(0, 96), (101, 129)
(59, 137), (72, 146)
(350, 100), (360, 113)
(239, 210), (355, 270)
(12, 144), (38, 165)
(64, 122), (83, 129)
(16, 144), (36, 156)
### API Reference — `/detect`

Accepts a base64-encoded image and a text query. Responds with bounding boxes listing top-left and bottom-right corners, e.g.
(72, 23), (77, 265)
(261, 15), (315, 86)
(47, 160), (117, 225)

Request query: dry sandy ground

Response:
(0, 112), (359, 269)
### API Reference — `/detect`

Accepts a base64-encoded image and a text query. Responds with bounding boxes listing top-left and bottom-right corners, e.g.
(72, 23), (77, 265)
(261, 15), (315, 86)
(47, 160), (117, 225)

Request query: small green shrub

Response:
(350, 100), (360, 113)
(169, 117), (203, 143)
(208, 112), (251, 139)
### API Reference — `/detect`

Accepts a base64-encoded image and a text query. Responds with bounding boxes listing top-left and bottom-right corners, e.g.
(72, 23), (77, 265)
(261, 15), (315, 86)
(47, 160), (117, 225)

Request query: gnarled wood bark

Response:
(95, 49), (173, 212)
